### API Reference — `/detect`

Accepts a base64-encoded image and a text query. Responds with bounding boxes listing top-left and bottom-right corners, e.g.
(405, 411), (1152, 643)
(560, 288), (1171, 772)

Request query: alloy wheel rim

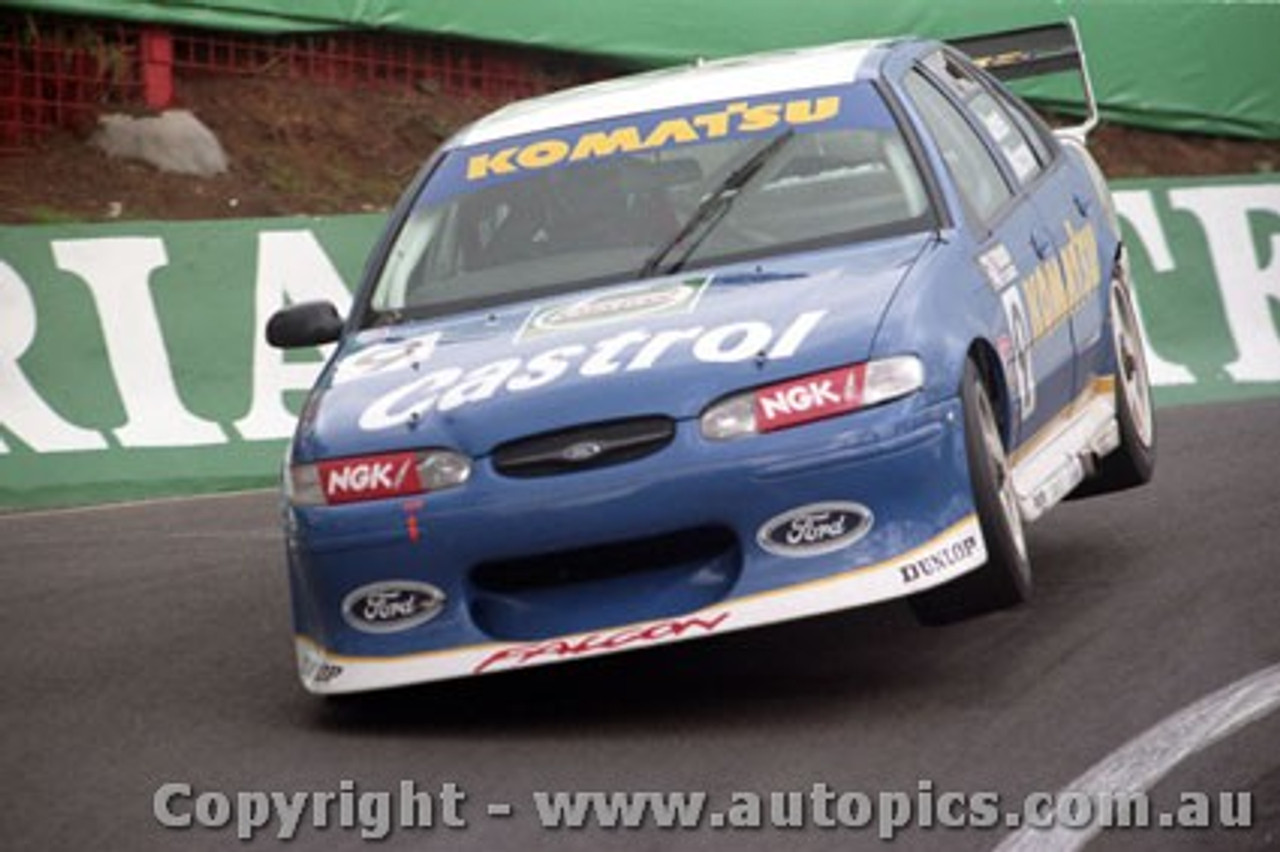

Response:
(1114, 286), (1155, 448)
(978, 386), (1026, 561)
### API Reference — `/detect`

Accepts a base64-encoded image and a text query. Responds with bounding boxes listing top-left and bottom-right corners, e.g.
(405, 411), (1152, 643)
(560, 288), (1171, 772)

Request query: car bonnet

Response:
(294, 233), (930, 462)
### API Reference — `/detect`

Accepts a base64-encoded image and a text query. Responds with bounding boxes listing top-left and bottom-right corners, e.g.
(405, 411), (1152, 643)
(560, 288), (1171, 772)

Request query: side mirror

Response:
(266, 301), (344, 349)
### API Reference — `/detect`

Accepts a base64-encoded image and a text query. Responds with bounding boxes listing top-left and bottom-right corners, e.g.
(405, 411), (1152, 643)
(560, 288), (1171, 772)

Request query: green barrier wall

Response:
(0, 216), (379, 508)
(18, 0), (1280, 139)
(1, 175), (1277, 509)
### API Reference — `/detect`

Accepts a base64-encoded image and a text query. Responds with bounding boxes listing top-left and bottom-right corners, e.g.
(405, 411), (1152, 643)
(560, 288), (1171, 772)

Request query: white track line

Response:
(0, 487), (275, 521)
(994, 662), (1280, 851)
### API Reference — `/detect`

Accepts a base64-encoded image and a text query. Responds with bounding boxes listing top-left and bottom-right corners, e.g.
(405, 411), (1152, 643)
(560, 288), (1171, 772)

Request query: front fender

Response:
(870, 234), (1010, 422)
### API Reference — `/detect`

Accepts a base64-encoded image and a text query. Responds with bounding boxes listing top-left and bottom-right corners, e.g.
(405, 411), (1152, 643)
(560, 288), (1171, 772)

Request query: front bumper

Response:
(287, 393), (987, 693)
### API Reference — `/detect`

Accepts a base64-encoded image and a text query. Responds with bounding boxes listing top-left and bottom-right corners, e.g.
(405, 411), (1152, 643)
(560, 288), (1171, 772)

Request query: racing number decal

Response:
(993, 219), (1102, 426)
(1000, 285), (1036, 420)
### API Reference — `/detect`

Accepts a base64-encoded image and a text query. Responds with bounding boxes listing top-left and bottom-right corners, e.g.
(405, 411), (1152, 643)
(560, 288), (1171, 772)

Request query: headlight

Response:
(288, 449), (472, 506)
(700, 356), (924, 441)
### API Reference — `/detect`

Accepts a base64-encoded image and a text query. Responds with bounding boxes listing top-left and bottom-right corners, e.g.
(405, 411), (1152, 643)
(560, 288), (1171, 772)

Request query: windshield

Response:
(368, 82), (934, 322)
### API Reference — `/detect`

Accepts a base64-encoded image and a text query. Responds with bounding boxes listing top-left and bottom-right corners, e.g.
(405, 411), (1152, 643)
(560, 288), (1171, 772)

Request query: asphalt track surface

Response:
(2, 399), (1277, 852)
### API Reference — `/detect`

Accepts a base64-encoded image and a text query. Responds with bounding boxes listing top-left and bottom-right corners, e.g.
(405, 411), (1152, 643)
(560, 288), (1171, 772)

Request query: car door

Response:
(901, 58), (1073, 447)
(1026, 140), (1111, 400)
(936, 52), (1105, 404)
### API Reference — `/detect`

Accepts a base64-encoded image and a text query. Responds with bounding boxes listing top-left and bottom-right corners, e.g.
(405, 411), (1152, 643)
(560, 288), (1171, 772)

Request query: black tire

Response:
(910, 358), (1031, 626)
(1071, 269), (1157, 498)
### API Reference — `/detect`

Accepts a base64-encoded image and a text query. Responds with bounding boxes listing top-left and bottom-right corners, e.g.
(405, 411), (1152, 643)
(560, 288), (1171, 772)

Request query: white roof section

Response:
(457, 40), (888, 145)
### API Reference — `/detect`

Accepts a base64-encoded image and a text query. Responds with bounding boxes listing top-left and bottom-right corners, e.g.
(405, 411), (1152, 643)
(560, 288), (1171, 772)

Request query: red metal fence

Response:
(1, 12), (611, 153)
(1, 15), (143, 150)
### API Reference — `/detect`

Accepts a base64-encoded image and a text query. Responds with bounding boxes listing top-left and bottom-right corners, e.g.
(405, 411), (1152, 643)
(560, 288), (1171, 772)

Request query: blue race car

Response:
(268, 22), (1155, 693)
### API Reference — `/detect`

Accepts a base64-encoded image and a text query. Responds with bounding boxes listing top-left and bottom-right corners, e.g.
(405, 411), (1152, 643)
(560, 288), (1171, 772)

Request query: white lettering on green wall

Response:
(0, 261), (108, 453)
(1112, 191), (1196, 386)
(233, 230), (354, 441)
(53, 238), (228, 448)
(1168, 184), (1280, 382)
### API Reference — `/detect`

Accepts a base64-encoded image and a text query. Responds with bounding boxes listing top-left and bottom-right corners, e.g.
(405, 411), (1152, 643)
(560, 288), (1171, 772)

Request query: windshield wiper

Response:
(638, 128), (794, 278)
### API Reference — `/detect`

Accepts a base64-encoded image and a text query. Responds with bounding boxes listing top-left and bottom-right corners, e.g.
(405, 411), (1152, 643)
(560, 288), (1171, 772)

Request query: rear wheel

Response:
(1073, 266), (1156, 498)
(910, 358), (1030, 626)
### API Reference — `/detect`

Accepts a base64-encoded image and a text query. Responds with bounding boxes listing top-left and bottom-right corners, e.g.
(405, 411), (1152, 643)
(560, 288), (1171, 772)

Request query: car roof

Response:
(454, 39), (905, 146)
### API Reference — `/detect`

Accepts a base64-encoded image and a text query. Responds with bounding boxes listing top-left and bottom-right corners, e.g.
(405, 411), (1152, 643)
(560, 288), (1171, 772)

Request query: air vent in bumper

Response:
(469, 526), (740, 641)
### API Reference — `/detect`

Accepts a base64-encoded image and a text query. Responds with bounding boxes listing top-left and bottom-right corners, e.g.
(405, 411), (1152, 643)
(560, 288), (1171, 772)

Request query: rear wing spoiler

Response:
(949, 18), (1098, 141)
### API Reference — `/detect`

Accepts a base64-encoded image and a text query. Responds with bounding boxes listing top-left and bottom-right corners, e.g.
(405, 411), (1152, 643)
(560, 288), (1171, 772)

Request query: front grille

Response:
(492, 416), (675, 478)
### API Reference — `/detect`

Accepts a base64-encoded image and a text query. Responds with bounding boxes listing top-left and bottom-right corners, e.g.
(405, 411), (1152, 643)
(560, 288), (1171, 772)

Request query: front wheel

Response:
(910, 359), (1031, 626)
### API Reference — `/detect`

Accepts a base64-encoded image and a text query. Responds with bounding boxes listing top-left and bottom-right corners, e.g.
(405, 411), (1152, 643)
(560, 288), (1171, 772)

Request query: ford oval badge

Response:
(341, 581), (446, 633)
(757, 502), (873, 557)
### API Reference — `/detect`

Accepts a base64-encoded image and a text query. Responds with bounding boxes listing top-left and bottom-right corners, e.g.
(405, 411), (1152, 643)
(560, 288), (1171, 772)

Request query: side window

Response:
(969, 91), (1041, 183)
(922, 51), (984, 99)
(923, 51), (1046, 185)
(986, 81), (1057, 170)
(903, 70), (1013, 223)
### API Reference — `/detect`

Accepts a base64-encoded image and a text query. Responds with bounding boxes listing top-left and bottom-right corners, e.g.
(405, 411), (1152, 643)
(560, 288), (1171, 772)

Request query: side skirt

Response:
(1011, 376), (1119, 523)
